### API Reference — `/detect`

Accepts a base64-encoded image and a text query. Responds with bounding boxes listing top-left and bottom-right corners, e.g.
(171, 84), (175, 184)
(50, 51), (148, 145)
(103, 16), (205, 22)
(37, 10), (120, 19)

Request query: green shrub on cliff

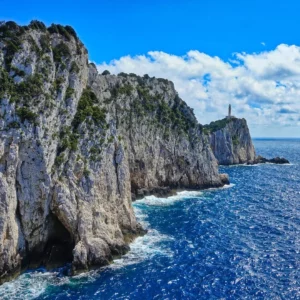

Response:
(232, 135), (239, 146)
(29, 20), (47, 31)
(40, 34), (50, 52)
(118, 84), (133, 96)
(16, 107), (38, 124)
(48, 24), (76, 41)
(64, 25), (78, 40)
(53, 42), (70, 64)
(65, 87), (74, 100)
(203, 118), (232, 133)
(72, 88), (107, 130)
(118, 72), (128, 77)
(14, 73), (44, 102)
(0, 68), (45, 104)
(57, 126), (79, 153)
(54, 153), (65, 166)
(10, 66), (25, 77)
(0, 22), (24, 69)
(3, 39), (22, 69)
(0, 68), (15, 99)
(70, 61), (80, 74)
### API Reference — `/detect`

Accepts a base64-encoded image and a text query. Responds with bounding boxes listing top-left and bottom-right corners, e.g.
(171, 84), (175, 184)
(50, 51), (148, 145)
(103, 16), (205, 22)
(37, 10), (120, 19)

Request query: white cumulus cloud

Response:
(96, 45), (300, 137)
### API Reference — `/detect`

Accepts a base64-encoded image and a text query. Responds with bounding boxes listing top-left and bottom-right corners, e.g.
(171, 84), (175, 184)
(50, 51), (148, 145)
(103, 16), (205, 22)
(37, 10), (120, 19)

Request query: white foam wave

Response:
(0, 270), (69, 300)
(134, 206), (150, 227)
(0, 204), (171, 299)
(0, 227), (172, 299)
(135, 185), (236, 207)
(111, 229), (173, 269)
(105, 205), (173, 269)
(136, 190), (204, 207)
(206, 183), (236, 191)
(225, 162), (294, 167)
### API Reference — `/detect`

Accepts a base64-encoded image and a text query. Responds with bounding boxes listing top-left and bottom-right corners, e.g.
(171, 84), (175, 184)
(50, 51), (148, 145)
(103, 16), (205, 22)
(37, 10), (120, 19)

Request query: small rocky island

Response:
(204, 105), (290, 165)
(0, 21), (288, 285)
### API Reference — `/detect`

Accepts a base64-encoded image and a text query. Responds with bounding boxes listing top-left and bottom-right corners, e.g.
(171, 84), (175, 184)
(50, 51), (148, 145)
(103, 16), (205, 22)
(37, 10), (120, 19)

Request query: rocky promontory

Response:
(0, 21), (228, 284)
(205, 117), (256, 165)
(204, 117), (289, 165)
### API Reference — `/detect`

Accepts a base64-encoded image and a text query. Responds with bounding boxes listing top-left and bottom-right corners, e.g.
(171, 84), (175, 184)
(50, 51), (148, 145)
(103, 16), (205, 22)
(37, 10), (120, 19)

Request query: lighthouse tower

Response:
(227, 104), (231, 119)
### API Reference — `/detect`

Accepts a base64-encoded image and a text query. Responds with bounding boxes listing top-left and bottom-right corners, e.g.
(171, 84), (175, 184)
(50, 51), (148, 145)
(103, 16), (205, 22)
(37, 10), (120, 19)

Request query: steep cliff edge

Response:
(205, 117), (256, 165)
(88, 66), (227, 198)
(205, 117), (289, 165)
(0, 21), (227, 284)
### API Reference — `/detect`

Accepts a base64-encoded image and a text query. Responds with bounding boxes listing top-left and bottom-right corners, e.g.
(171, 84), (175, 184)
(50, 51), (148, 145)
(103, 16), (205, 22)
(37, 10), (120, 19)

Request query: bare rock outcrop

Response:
(254, 156), (290, 165)
(206, 118), (256, 165)
(206, 118), (289, 166)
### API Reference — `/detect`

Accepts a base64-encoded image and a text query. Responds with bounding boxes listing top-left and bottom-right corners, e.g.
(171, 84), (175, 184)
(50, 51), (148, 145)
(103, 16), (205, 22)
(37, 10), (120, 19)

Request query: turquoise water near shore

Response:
(0, 139), (299, 299)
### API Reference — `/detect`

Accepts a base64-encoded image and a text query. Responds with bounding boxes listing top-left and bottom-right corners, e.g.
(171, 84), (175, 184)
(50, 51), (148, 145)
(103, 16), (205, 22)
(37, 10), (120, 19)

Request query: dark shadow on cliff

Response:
(24, 213), (74, 270)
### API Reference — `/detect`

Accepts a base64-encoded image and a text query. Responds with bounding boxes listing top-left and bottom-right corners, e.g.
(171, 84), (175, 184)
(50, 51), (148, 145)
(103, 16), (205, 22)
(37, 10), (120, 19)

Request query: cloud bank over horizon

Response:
(96, 44), (300, 137)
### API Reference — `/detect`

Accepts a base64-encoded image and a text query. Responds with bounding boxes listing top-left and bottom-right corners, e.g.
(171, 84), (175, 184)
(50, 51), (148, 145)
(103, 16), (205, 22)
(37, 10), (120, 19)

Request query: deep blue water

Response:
(0, 139), (299, 299)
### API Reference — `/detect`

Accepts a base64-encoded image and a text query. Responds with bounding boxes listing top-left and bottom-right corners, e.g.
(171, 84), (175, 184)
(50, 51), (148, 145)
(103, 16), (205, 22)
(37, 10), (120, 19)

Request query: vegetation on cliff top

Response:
(0, 21), (78, 70)
(203, 117), (235, 134)
(0, 20), (83, 130)
(1, 21), (197, 138)
(108, 73), (197, 135)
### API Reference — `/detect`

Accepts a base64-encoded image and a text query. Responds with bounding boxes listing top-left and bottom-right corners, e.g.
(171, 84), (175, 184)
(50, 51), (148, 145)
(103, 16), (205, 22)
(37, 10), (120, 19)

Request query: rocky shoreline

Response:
(132, 173), (230, 201)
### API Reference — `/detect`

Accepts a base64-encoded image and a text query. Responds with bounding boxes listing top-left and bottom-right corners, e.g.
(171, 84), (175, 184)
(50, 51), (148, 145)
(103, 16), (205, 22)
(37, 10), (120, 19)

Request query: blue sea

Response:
(0, 139), (299, 299)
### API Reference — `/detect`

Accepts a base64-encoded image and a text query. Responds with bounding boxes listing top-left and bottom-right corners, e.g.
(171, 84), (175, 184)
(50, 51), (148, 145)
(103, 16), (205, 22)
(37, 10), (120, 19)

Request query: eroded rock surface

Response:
(207, 118), (256, 165)
(206, 118), (289, 166)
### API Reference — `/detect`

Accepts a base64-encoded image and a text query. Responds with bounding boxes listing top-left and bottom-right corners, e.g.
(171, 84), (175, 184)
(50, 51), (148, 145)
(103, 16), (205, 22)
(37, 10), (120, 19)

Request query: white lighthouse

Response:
(227, 104), (232, 119)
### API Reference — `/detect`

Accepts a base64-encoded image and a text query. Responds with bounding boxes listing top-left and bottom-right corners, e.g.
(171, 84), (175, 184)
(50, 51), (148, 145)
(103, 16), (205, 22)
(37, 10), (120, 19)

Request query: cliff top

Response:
(0, 20), (79, 42)
(0, 20), (200, 137)
(203, 117), (243, 134)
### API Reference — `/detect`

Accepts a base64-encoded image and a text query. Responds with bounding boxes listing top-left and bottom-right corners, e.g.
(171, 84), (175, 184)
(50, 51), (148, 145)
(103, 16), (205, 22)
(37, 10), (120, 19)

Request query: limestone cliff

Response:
(205, 118), (289, 165)
(88, 66), (226, 197)
(205, 117), (256, 165)
(0, 21), (227, 283)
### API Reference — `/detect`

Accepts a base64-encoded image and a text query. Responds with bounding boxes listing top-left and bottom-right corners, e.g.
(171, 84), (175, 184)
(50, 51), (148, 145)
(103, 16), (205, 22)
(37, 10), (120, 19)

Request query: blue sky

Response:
(2, 0), (300, 137)
(2, 0), (300, 62)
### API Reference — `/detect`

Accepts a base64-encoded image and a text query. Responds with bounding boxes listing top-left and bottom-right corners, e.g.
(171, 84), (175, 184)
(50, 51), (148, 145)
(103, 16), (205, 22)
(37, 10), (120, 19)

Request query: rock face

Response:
(88, 67), (225, 194)
(0, 21), (227, 283)
(206, 118), (256, 165)
(255, 156), (290, 164)
(206, 118), (290, 166)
